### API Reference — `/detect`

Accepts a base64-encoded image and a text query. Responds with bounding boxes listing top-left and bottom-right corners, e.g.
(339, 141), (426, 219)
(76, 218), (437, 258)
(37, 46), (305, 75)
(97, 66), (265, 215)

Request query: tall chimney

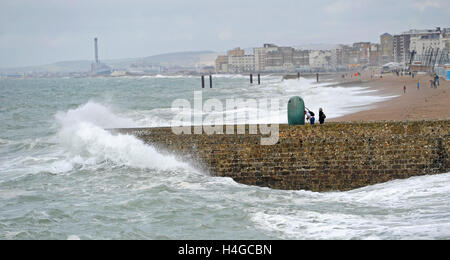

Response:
(94, 38), (99, 64)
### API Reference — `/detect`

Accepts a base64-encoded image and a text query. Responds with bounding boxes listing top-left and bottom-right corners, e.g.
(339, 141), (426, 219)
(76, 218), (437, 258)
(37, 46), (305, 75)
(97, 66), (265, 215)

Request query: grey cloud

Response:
(0, 0), (448, 68)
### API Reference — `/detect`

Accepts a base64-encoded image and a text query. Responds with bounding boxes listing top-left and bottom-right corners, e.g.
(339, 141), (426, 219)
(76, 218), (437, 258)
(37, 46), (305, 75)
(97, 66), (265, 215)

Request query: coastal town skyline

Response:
(1, 0), (450, 68)
(2, 26), (449, 78)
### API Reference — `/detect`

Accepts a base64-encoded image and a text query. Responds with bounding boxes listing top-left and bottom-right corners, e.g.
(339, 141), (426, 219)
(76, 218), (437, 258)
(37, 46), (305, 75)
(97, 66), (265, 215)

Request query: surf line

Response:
(170, 91), (280, 145)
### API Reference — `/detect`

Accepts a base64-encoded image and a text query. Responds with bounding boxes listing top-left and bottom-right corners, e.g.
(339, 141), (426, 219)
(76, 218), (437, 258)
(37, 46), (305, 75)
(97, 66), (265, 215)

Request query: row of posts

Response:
(201, 73), (262, 88)
(249, 74), (261, 85)
(201, 72), (319, 88)
(201, 75), (212, 89)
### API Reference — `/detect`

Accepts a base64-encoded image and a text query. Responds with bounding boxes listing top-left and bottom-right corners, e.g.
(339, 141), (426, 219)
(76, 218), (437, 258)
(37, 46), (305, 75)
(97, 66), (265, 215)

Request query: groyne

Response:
(114, 120), (449, 192)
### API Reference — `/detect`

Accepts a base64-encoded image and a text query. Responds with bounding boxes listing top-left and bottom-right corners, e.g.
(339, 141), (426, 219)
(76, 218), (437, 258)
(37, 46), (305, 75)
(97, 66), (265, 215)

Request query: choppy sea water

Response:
(0, 75), (449, 240)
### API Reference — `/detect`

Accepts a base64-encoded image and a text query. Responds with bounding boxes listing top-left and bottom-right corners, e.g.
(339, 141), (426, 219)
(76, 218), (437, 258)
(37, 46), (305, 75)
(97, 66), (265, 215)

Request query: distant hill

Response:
(106, 51), (217, 69)
(0, 51), (218, 74)
(0, 60), (93, 74)
(143, 51), (217, 67)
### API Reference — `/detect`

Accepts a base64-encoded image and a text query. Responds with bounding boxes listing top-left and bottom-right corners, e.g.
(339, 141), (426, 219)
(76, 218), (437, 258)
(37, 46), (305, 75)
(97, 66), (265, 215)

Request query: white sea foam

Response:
(55, 101), (137, 129)
(277, 77), (397, 119)
(139, 74), (195, 79)
(123, 76), (397, 127)
(249, 172), (450, 240)
(54, 102), (190, 171)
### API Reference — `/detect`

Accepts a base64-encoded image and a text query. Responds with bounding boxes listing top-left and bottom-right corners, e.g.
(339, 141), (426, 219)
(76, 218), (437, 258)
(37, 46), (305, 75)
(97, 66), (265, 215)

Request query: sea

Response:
(0, 75), (449, 240)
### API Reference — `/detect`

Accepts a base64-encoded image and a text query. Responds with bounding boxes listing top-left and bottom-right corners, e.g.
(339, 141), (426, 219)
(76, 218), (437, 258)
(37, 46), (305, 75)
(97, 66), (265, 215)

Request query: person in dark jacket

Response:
(319, 108), (326, 125)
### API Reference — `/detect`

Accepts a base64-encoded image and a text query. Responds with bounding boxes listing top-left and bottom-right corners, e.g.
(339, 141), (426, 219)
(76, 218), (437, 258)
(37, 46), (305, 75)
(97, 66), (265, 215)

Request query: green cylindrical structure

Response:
(288, 96), (305, 125)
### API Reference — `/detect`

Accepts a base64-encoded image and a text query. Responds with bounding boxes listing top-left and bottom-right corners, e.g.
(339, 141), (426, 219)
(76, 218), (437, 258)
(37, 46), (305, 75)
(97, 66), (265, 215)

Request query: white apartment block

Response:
(228, 55), (255, 73)
(309, 50), (332, 69)
(394, 28), (443, 64)
(411, 35), (442, 55)
(410, 32), (450, 57)
(253, 44), (278, 72)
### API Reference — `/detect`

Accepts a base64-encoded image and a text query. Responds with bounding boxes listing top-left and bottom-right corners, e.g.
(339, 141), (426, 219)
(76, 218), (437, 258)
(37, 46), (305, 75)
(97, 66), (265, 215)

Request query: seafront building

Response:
(369, 43), (381, 66)
(339, 45), (360, 66)
(254, 44), (279, 72)
(228, 55), (255, 73)
(309, 50), (332, 70)
(393, 28), (443, 64)
(213, 26), (449, 74)
(215, 55), (228, 73)
(331, 47), (343, 69)
(380, 33), (394, 64)
(409, 28), (450, 60)
(265, 47), (309, 72)
(353, 42), (371, 65)
(227, 47), (245, 57)
(216, 44), (310, 73)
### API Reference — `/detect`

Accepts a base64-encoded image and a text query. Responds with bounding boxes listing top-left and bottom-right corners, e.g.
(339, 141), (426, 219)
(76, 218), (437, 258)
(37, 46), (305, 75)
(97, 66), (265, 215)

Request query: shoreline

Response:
(325, 72), (450, 122)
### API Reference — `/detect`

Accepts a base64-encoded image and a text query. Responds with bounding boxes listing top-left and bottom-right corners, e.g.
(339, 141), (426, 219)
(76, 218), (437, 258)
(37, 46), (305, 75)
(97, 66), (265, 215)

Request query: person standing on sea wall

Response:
(319, 108), (326, 125)
(309, 110), (315, 125)
(305, 110), (315, 124)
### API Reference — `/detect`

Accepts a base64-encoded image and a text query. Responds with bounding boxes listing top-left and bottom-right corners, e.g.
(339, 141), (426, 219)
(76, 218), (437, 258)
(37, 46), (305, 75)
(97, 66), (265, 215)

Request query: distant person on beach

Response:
(319, 108), (326, 125)
(403, 85), (406, 94)
(435, 75), (440, 86)
(417, 81), (420, 90)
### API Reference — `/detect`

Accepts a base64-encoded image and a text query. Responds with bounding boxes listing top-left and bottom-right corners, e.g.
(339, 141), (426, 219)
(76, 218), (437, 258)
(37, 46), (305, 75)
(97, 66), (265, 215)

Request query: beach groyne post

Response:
(209, 74), (212, 89)
(250, 74), (253, 84)
(201, 75), (205, 89)
(258, 74), (261, 85)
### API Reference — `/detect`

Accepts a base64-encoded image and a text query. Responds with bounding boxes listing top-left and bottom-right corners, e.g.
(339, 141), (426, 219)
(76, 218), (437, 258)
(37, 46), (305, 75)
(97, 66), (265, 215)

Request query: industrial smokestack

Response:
(94, 38), (99, 64)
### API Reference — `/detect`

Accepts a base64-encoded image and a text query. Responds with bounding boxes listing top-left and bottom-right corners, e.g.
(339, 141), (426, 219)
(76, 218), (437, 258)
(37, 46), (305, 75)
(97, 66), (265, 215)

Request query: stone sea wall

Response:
(114, 120), (449, 192)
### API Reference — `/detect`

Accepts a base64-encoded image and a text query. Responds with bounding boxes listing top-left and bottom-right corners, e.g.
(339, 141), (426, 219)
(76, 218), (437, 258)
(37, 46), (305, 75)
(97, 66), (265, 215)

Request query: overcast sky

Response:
(1, 0), (449, 68)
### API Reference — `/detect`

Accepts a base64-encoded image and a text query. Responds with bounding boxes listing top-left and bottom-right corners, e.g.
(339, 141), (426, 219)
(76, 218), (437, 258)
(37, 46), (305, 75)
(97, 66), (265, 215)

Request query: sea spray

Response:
(55, 102), (190, 171)
(55, 101), (137, 129)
